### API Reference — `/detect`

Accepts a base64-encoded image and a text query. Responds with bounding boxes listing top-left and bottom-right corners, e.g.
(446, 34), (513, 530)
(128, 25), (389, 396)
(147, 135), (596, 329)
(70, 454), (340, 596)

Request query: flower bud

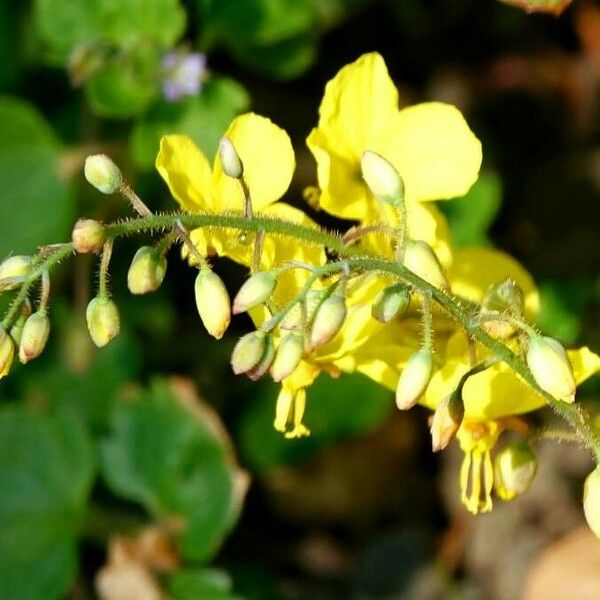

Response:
(430, 390), (464, 452)
(231, 331), (267, 375)
(404, 240), (449, 291)
(494, 440), (537, 501)
(84, 154), (122, 194)
(218, 137), (244, 179)
(247, 334), (275, 381)
(583, 467), (600, 539)
(396, 347), (433, 410)
(71, 219), (106, 254)
(0, 326), (15, 379)
(526, 335), (576, 401)
(304, 289), (327, 324)
(127, 247), (167, 295)
(86, 297), (120, 348)
(232, 271), (278, 314)
(361, 150), (404, 205)
(18, 311), (51, 364)
(309, 292), (347, 349)
(271, 331), (304, 382)
(371, 283), (410, 323)
(194, 268), (231, 340)
(481, 279), (525, 339)
(0, 255), (32, 290)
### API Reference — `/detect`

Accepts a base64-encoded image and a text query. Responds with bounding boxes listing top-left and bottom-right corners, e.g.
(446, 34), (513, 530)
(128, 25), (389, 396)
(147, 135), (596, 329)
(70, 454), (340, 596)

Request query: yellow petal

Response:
(447, 247), (539, 319)
(383, 102), (482, 203)
(307, 52), (400, 220)
(212, 113), (295, 211)
(569, 347), (600, 385)
(156, 135), (214, 212)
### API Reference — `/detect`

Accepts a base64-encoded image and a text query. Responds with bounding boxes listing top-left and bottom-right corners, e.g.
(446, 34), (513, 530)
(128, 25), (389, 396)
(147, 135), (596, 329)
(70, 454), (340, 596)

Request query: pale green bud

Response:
(404, 240), (449, 291)
(127, 247), (167, 295)
(0, 255), (32, 290)
(232, 271), (278, 314)
(84, 154), (122, 194)
(9, 299), (32, 346)
(231, 331), (267, 375)
(194, 268), (231, 340)
(19, 311), (51, 364)
(304, 289), (327, 324)
(218, 137), (244, 179)
(361, 150), (404, 205)
(247, 334), (275, 381)
(395, 347), (433, 410)
(526, 335), (575, 401)
(0, 326), (15, 379)
(86, 297), (120, 348)
(430, 390), (464, 452)
(494, 440), (538, 501)
(372, 283), (410, 323)
(583, 467), (600, 539)
(271, 331), (304, 382)
(309, 292), (347, 349)
(481, 279), (525, 339)
(71, 218), (106, 254)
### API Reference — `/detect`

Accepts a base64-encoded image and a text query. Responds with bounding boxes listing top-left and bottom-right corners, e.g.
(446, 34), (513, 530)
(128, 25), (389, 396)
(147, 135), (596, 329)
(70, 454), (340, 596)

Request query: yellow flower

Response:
(156, 112), (326, 304)
(307, 52), (481, 262)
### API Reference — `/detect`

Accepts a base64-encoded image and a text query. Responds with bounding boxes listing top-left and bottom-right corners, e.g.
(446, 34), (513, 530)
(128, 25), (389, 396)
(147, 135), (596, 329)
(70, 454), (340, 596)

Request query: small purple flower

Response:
(162, 51), (207, 102)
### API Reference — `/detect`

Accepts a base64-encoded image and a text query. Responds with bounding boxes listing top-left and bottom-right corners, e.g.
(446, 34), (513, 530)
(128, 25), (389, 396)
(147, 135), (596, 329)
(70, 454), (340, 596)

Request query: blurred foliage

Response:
(0, 0), (599, 598)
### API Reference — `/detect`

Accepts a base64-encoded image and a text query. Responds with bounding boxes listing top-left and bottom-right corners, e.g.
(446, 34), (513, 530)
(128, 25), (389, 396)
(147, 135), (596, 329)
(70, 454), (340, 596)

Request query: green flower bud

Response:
(481, 279), (525, 339)
(494, 440), (538, 501)
(583, 467), (600, 539)
(9, 299), (32, 346)
(271, 331), (304, 382)
(304, 289), (327, 324)
(218, 137), (244, 179)
(371, 283), (410, 323)
(71, 219), (106, 254)
(0, 255), (32, 290)
(0, 326), (15, 379)
(18, 311), (51, 364)
(84, 154), (122, 194)
(232, 271), (278, 314)
(194, 268), (231, 340)
(361, 150), (404, 205)
(526, 335), (576, 401)
(127, 247), (167, 295)
(395, 347), (433, 410)
(309, 292), (347, 349)
(430, 390), (464, 452)
(231, 331), (267, 375)
(86, 297), (120, 348)
(404, 240), (449, 291)
(247, 334), (275, 381)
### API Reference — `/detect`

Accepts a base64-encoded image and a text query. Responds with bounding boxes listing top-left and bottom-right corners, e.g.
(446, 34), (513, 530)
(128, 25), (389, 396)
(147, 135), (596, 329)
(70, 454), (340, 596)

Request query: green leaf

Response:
(0, 406), (95, 600)
(85, 53), (160, 118)
(537, 278), (595, 344)
(200, 0), (314, 45)
(238, 372), (393, 472)
(167, 568), (240, 600)
(199, 0), (318, 78)
(231, 31), (317, 80)
(441, 171), (502, 247)
(101, 380), (242, 562)
(130, 77), (250, 169)
(34, 0), (186, 59)
(0, 97), (74, 257)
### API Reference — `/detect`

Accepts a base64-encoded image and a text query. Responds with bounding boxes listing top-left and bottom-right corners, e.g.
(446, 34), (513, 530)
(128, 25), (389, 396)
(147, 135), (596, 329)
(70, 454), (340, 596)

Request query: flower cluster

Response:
(1, 53), (599, 532)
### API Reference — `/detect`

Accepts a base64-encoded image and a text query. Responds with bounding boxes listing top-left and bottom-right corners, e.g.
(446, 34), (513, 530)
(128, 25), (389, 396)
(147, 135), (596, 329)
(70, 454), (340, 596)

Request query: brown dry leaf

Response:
(522, 526), (600, 600)
(499, 0), (573, 15)
(95, 526), (179, 600)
